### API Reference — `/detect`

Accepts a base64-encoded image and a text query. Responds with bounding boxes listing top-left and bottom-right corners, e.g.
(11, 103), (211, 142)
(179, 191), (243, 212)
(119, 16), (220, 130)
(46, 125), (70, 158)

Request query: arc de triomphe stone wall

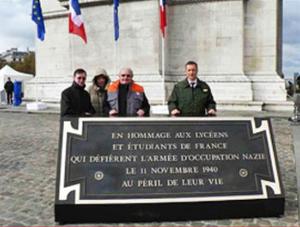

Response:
(25, 0), (291, 111)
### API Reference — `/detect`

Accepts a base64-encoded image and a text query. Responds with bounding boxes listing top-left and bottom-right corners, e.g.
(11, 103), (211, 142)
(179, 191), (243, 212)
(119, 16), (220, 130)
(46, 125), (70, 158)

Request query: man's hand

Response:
(109, 109), (118, 116)
(207, 109), (216, 116)
(171, 109), (181, 116)
(137, 109), (145, 117)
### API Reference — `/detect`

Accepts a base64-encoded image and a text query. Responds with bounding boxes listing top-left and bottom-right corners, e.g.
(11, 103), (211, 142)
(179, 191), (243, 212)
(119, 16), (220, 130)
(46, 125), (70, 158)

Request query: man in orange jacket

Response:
(107, 68), (150, 117)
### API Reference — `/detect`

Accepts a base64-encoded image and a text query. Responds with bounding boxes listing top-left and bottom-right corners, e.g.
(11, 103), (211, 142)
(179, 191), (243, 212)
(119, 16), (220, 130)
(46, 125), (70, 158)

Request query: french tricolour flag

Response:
(69, 0), (87, 43)
(160, 0), (167, 38)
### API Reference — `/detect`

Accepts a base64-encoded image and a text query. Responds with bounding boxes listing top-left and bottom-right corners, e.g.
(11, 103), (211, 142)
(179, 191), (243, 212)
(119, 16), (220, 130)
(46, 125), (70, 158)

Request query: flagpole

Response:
(34, 38), (38, 103)
(113, 0), (119, 78)
(69, 35), (74, 76)
(159, 0), (167, 106)
(114, 41), (118, 78)
(31, 0), (45, 105)
(162, 36), (166, 106)
(35, 69), (38, 102)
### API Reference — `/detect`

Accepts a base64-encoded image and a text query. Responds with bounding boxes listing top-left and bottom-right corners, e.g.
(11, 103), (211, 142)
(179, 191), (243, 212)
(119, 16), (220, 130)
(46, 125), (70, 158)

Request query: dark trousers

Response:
(6, 91), (13, 104)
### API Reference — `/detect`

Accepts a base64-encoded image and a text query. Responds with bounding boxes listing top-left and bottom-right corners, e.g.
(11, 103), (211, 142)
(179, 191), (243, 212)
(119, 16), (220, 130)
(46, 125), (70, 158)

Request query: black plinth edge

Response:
(55, 198), (284, 224)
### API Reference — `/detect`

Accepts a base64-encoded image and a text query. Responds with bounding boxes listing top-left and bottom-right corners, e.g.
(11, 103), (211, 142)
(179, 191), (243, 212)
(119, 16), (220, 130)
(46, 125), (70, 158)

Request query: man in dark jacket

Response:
(168, 61), (216, 116)
(61, 68), (95, 117)
(4, 77), (14, 105)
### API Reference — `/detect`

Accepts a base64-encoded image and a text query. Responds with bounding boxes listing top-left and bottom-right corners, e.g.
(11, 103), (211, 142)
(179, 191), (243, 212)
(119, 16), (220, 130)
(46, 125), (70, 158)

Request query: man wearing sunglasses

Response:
(107, 68), (150, 117)
(61, 68), (95, 117)
(168, 61), (216, 117)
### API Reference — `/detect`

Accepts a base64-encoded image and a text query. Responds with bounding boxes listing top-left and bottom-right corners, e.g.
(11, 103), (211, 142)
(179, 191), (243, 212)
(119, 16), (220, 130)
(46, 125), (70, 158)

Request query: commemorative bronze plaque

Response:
(55, 117), (284, 223)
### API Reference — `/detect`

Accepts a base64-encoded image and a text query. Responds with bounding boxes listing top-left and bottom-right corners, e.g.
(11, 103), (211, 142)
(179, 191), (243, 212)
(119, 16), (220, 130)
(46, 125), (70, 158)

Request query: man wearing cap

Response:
(168, 61), (216, 116)
(107, 67), (150, 117)
(88, 68), (110, 116)
(61, 68), (95, 117)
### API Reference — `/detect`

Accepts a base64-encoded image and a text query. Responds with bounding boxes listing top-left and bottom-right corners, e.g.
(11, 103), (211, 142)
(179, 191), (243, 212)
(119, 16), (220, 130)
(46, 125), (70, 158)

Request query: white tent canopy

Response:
(0, 65), (34, 91)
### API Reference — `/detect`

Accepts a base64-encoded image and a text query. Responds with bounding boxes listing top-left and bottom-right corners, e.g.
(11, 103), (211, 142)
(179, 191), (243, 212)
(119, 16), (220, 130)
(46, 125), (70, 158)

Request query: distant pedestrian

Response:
(88, 68), (110, 116)
(285, 80), (294, 97)
(4, 77), (14, 105)
(61, 68), (95, 117)
(296, 76), (300, 94)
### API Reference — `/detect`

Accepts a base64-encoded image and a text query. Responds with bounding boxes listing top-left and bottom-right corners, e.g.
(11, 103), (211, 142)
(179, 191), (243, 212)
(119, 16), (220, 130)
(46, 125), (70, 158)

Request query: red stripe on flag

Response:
(69, 15), (87, 43)
(160, 5), (166, 37)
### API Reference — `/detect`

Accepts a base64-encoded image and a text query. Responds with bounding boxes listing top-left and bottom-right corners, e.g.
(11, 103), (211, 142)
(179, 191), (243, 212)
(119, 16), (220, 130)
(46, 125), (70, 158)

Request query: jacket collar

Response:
(108, 80), (133, 92)
(183, 78), (201, 88)
(72, 81), (85, 90)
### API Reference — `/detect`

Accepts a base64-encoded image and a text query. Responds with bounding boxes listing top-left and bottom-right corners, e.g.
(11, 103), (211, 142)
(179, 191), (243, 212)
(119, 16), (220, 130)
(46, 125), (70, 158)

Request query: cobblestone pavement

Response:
(0, 112), (298, 226)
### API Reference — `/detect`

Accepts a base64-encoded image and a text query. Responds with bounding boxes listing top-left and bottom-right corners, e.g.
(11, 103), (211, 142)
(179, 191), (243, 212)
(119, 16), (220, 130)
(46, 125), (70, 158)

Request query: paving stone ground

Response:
(0, 111), (298, 226)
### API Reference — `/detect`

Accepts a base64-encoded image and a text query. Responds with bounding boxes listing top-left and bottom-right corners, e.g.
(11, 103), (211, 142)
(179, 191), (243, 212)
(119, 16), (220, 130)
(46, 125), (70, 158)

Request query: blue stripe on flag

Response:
(114, 0), (119, 41)
(31, 0), (45, 41)
(71, 0), (82, 15)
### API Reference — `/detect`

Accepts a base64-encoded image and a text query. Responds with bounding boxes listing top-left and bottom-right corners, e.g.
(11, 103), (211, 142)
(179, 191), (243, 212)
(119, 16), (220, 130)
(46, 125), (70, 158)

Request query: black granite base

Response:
(55, 198), (284, 224)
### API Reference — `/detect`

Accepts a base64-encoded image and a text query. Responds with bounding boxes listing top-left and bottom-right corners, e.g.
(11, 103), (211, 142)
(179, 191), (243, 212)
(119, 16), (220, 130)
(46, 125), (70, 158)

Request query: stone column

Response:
(244, 0), (288, 110)
(165, 0), (255, 110)
(25, 0), (71, 103)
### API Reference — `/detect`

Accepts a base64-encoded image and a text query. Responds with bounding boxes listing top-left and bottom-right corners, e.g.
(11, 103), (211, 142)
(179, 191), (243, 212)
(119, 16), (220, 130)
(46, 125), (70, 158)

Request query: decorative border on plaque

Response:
(58, 118), (282, 204)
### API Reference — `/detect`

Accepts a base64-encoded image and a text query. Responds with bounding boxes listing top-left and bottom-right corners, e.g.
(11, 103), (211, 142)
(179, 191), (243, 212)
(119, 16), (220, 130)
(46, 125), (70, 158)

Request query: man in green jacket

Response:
(168, 61), (216, 116)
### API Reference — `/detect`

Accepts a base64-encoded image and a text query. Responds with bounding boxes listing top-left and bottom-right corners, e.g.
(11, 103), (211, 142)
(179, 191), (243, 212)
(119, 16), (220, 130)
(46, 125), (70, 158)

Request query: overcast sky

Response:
(282, 0), (300, 79)
(0, 0), (35, 53)
(0, 0), (299, 79)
